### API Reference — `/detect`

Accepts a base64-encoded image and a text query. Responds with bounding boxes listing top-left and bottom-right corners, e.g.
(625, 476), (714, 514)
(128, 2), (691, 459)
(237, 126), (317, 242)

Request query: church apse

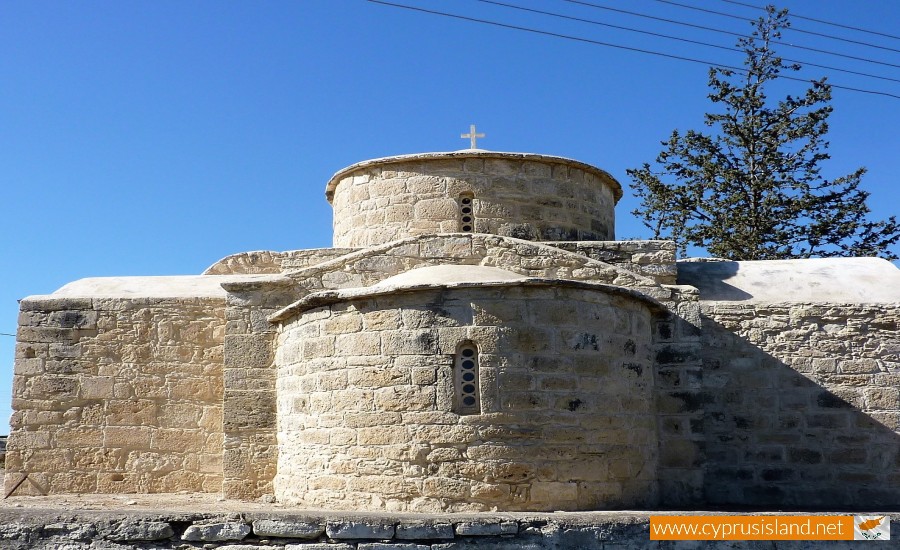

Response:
(271, 268), (663, 512)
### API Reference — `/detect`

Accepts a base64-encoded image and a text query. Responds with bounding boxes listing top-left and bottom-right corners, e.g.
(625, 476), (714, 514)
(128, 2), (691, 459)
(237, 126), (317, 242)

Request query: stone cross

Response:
(461, 124), (485, 149)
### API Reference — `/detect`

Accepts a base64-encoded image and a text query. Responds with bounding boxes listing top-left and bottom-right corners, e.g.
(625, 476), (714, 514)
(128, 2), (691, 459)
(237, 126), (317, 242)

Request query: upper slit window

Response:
(455, 342), (480, 415)
(459, 193), (475, 233)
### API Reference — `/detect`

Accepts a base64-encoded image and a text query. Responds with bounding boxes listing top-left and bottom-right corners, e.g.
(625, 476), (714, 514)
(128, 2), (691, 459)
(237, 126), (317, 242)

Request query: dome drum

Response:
(327, 152), (622, 248)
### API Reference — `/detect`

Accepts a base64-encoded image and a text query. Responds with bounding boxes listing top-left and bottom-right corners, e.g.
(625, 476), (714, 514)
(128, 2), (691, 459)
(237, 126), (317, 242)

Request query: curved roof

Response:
(34, 275), (285, 299)
(677, 257), (900, 303)
(324, 150), (623, 202)
(269, 271), (665, 323)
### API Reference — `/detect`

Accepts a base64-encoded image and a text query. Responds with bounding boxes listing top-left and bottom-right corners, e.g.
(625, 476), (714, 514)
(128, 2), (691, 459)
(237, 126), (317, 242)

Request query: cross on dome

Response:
(461, 124), (485, 149)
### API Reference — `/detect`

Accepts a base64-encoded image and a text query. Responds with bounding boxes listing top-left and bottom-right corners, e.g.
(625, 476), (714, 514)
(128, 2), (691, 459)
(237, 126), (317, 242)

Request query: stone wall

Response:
(220, 278), (297, 500)
(653, 286), (705, 507)
(283, 234), (665, 300)
(701, 302), (900, 508)
(328, 153), (621, 248)
(274, 284), (659, 512)
(548, 241), (677, 285)
(5, 297), (225, 496)
(203, 248), (359, 275)
(10, 505), (890, 550)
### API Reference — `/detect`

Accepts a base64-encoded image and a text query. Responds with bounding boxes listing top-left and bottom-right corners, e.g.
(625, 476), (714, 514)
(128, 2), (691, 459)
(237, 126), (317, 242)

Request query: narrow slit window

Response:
(455, 342), (480, 415)
(458, 193), (475, 232)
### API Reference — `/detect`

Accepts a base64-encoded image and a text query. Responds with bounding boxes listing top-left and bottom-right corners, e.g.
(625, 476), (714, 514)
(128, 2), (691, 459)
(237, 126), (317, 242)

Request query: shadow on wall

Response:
(701, 314), (900, 510)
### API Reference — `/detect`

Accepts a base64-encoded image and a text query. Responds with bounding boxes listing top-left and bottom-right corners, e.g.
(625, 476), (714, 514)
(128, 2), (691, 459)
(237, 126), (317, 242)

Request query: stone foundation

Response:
(3, 499), (895, 549)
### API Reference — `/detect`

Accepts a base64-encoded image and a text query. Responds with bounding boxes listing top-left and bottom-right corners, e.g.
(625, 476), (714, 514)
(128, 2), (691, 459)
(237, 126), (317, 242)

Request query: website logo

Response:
(854, 516), (890, 541)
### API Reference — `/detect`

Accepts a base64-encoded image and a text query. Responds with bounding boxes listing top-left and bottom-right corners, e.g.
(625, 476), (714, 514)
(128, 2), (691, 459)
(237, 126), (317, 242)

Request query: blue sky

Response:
(2, 0), (898, 431)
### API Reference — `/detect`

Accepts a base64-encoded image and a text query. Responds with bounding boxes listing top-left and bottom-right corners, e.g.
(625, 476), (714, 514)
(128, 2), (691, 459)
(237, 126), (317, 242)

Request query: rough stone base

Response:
(0, 498), (896, 549)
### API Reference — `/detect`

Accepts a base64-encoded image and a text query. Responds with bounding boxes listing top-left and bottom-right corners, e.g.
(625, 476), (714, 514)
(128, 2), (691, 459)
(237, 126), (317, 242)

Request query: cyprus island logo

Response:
(854, 516), (890, 540)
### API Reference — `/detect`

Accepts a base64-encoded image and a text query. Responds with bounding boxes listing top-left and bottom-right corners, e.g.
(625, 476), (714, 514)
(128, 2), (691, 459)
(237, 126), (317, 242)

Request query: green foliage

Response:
(627, 7), (899, 260)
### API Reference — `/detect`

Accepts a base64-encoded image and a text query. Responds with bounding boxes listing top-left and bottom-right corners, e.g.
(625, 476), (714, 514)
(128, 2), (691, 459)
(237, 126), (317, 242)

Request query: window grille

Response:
(459, 193), (475, 232)
(455, 342), (480, 414)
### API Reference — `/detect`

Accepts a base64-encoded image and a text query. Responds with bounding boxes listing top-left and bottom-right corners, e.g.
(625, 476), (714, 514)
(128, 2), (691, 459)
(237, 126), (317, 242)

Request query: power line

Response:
(482, 0), (741, 49)
(0, 333), (15, 337)
(558, 0), (900, 69)
(368, 0), (745, 70)
(365, 0), (900, 100)
(478, 0), (900, 84)
(721, 0), (900, 42)
(651, 0), (752, 23)
(640, 0), (900, 53)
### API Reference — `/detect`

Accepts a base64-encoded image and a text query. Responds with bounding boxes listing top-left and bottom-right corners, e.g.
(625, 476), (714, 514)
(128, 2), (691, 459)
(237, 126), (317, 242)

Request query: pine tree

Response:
(627, 7), (899, 260)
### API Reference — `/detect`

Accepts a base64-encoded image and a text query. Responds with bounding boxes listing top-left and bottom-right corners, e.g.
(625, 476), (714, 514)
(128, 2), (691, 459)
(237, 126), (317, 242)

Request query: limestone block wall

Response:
(327, 152), (622, 248)
(220, 278), (297, 500)
(548, 240), (677, 285)
(203, 248), (358, 275)
(652, 286), (705, 507)
(5, 297), (225, 496)
(284, 234), (665, 300)
(701, 302), (900, 508)
(274, 284), (659, 512)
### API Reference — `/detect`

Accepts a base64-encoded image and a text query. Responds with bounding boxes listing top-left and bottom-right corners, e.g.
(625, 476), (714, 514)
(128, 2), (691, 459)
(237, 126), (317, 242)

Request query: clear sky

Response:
(2, 0), (898, 432)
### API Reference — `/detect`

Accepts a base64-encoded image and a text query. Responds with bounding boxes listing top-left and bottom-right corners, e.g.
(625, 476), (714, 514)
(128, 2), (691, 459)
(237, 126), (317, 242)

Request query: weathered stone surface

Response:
(204, 248), (359, 275)
(181, 522), (251, 541)
(395, 521), (454, 540)
(224, 334), (273, 369)
(43, 522), (97, 540)
(454, 521), (503, 536)
(550, 240), (677, 285)
(359, 544), (431, 550)
(104, 520), (174, 541)
(285, 544), (354, 550)
(325, 520), (396, 539)
(252, 518), (324, 538)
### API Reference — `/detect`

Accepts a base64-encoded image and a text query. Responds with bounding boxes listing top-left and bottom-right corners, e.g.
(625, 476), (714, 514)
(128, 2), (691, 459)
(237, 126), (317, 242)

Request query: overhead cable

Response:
(563, 0), (900, 53)
(556, 0), (900, 68)
(720, 0), (900, 42)
(365, 0), (900, 100)
(478, 0), (900, 83)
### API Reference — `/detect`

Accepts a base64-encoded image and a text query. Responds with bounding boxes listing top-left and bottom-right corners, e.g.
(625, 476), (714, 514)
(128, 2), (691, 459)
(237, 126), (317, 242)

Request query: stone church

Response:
(5, 148), (900, 511)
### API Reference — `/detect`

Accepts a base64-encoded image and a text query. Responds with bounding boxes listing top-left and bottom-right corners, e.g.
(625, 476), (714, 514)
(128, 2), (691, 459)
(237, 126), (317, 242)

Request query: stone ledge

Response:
(0, 498), (896, 549)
